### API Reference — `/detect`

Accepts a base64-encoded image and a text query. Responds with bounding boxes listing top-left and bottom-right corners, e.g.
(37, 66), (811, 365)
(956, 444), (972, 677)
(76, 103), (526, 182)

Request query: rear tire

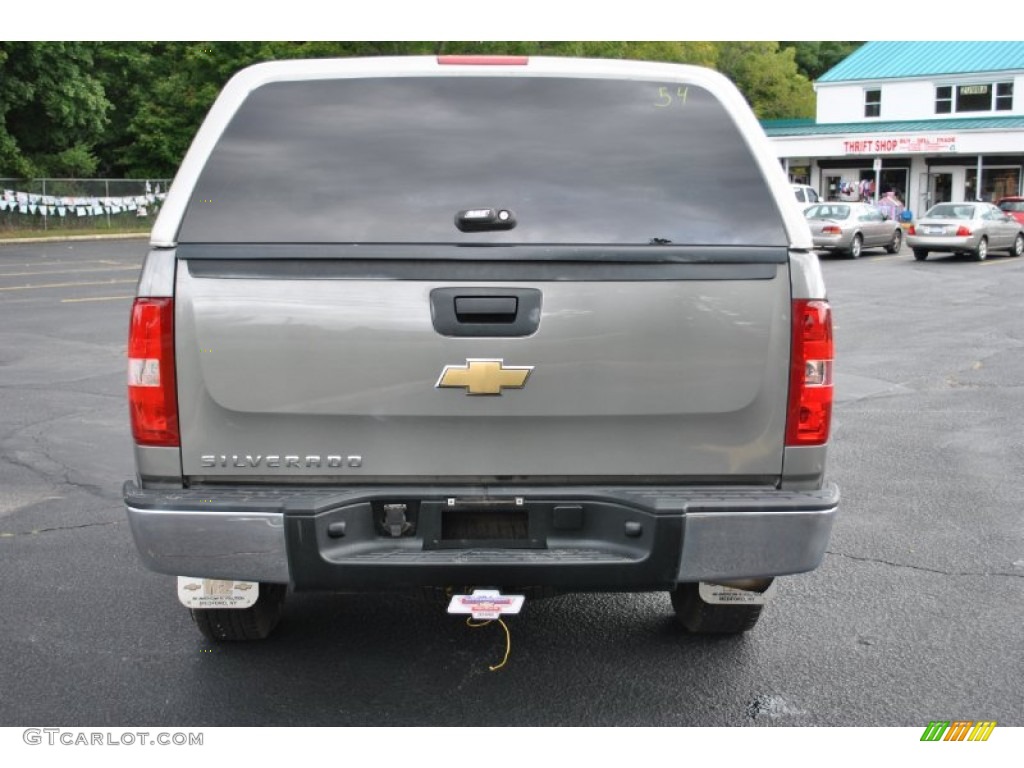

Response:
(913, 249), (929, 261)
(670, 582), (766, 634)
(885, 229), (902, 254)
(1011, 233), (1023, 258)
(847, 234), (863, 259)
(191, 583), (287, 641)
(975, 237), (988, 261)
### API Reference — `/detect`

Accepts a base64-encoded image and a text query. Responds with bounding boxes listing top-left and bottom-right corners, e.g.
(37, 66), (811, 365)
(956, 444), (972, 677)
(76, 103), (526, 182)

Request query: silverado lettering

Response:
(199, 455), (363, 469)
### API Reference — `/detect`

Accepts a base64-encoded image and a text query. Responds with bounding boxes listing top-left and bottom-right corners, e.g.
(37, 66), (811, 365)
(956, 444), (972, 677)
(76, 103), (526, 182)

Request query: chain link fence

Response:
(0, 178), (173, 235)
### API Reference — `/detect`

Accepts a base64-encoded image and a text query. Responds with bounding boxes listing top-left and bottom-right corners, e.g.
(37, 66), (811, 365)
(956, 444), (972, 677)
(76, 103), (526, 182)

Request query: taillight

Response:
(786, 299), (834, 446)
(437, 55), (528, 65)
(128, 298), (179, 446)
(821, 225), (842, 235)
(907, 225), (916, 235)
(955, 225), (972, 237)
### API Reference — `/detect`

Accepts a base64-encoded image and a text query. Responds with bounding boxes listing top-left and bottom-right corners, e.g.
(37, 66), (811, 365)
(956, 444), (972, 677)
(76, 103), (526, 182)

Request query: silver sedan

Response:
(804, 203), (903, 259)
(907, 202), (1024, 261)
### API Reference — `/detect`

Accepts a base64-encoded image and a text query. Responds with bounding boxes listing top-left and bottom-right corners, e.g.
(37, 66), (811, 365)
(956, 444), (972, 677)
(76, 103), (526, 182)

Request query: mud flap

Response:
(698, 580), (776, 606)
(177, 576), (259, 609)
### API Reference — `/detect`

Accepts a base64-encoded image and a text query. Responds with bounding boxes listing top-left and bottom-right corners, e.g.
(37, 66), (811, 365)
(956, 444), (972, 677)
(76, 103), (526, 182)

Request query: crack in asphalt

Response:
(37, 443), (117, 501)
(825, 549), (1024, 579)
(2, 446), (119, 502)
(835, 386), (912, 408)
(3, 401), (116, 439)
(0, 519), (121, 538)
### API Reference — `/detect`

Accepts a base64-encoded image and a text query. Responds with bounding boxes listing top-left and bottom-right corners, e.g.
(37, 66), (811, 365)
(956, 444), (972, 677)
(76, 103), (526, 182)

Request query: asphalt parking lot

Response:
(0, 238), (1021, 728)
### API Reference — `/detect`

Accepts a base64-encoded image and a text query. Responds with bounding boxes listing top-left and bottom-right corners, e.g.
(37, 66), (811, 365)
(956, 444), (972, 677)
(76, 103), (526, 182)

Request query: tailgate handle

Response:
(455, 296), (518, 324)
(431, 288), (542, 337)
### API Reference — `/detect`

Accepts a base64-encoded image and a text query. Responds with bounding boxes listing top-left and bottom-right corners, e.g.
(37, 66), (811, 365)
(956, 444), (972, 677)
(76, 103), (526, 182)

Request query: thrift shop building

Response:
(764, 41), (1024, 217)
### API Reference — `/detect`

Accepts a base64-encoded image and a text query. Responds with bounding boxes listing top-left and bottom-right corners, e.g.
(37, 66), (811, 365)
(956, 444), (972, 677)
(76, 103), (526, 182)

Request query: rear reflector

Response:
(786, 299), (834, 446)
(128, 298), (179, 447)
(437, 55), (529, 65)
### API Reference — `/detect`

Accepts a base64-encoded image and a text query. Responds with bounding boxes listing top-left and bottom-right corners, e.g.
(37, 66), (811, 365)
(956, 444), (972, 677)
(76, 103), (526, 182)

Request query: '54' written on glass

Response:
(655, 86), (688, 108)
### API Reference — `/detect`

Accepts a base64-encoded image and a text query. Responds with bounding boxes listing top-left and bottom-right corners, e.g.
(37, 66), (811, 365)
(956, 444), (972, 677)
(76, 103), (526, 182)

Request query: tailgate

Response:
(175, 252), (791, 481)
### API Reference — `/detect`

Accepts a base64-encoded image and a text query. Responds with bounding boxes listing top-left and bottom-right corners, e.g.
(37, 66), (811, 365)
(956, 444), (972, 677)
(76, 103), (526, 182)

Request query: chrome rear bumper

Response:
(125, 482), (839, 588)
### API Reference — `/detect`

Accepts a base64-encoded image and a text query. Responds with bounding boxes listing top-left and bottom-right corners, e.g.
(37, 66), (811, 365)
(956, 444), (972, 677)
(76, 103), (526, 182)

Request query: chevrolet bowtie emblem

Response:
(436, 359), (534, 396)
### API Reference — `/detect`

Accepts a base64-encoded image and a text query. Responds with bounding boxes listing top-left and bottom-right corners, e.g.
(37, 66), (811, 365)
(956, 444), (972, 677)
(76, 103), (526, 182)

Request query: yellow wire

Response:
(465, 617), (512, 671)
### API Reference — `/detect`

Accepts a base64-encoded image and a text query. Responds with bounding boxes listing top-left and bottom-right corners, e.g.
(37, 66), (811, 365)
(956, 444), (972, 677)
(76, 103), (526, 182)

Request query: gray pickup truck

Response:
(124, 56), (839, 641)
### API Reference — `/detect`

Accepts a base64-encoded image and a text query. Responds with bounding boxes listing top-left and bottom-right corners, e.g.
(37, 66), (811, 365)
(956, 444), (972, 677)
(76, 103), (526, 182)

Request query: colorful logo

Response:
(920, 721), (996, 742)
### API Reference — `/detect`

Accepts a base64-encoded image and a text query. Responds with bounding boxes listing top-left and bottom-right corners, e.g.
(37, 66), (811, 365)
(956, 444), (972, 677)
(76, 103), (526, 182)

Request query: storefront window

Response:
(822, 169), (907, 203)
(965, 167), (1021, 202)
(788, 165), (811, 185)
(879, 169), (908, 202)
(926, 172), (953, 207)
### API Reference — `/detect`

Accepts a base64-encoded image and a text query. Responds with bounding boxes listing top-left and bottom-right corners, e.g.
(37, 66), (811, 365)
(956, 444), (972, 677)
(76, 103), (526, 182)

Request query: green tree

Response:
(713, 42), (816, 119)
(781, 41), (863, 81)
(0, 42), (111, 177)
(91, 42), (162, 177)
(118, 42), (250, 177)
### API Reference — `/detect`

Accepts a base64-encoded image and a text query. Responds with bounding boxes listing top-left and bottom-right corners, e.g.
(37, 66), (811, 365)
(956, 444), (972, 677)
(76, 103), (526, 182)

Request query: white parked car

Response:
(792, 184), (820, 208)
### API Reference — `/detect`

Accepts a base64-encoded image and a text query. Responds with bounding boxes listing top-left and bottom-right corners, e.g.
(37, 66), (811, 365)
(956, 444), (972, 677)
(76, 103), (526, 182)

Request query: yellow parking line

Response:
(979, 258), (1020, 266)
(0, 278), (137, 292)
(0, 258), (133, 268)
(0, 265), (140, 278)
(61, 295), (135, 303)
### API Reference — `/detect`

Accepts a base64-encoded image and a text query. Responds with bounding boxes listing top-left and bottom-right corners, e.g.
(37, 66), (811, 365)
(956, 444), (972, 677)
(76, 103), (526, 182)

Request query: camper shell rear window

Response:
(178, 76), (787, 247)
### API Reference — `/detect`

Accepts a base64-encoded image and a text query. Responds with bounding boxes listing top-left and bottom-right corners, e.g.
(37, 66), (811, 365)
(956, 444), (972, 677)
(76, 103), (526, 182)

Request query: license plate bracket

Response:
(421, 498), (545, 550)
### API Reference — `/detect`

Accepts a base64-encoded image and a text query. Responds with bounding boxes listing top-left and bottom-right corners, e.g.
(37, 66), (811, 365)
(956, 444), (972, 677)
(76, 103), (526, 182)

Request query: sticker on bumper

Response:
(447, 589), (525, 620)
(177, 577), (259, 609)
(698, 581), (776, 606)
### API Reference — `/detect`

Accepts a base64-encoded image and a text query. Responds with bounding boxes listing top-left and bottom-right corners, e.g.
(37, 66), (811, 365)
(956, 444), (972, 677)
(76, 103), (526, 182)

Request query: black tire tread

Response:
(975, 237), (988, 261)
(1011, 233), (1023, 257)
(670, 583), (764, 634)
(847, 234), (863, 259)
(191, 583), (287, 642)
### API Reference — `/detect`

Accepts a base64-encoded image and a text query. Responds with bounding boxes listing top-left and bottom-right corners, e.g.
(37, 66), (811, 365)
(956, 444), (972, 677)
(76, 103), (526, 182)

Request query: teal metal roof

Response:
(818, 42), (1024, 83)
(762, 115), (1024, 137)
